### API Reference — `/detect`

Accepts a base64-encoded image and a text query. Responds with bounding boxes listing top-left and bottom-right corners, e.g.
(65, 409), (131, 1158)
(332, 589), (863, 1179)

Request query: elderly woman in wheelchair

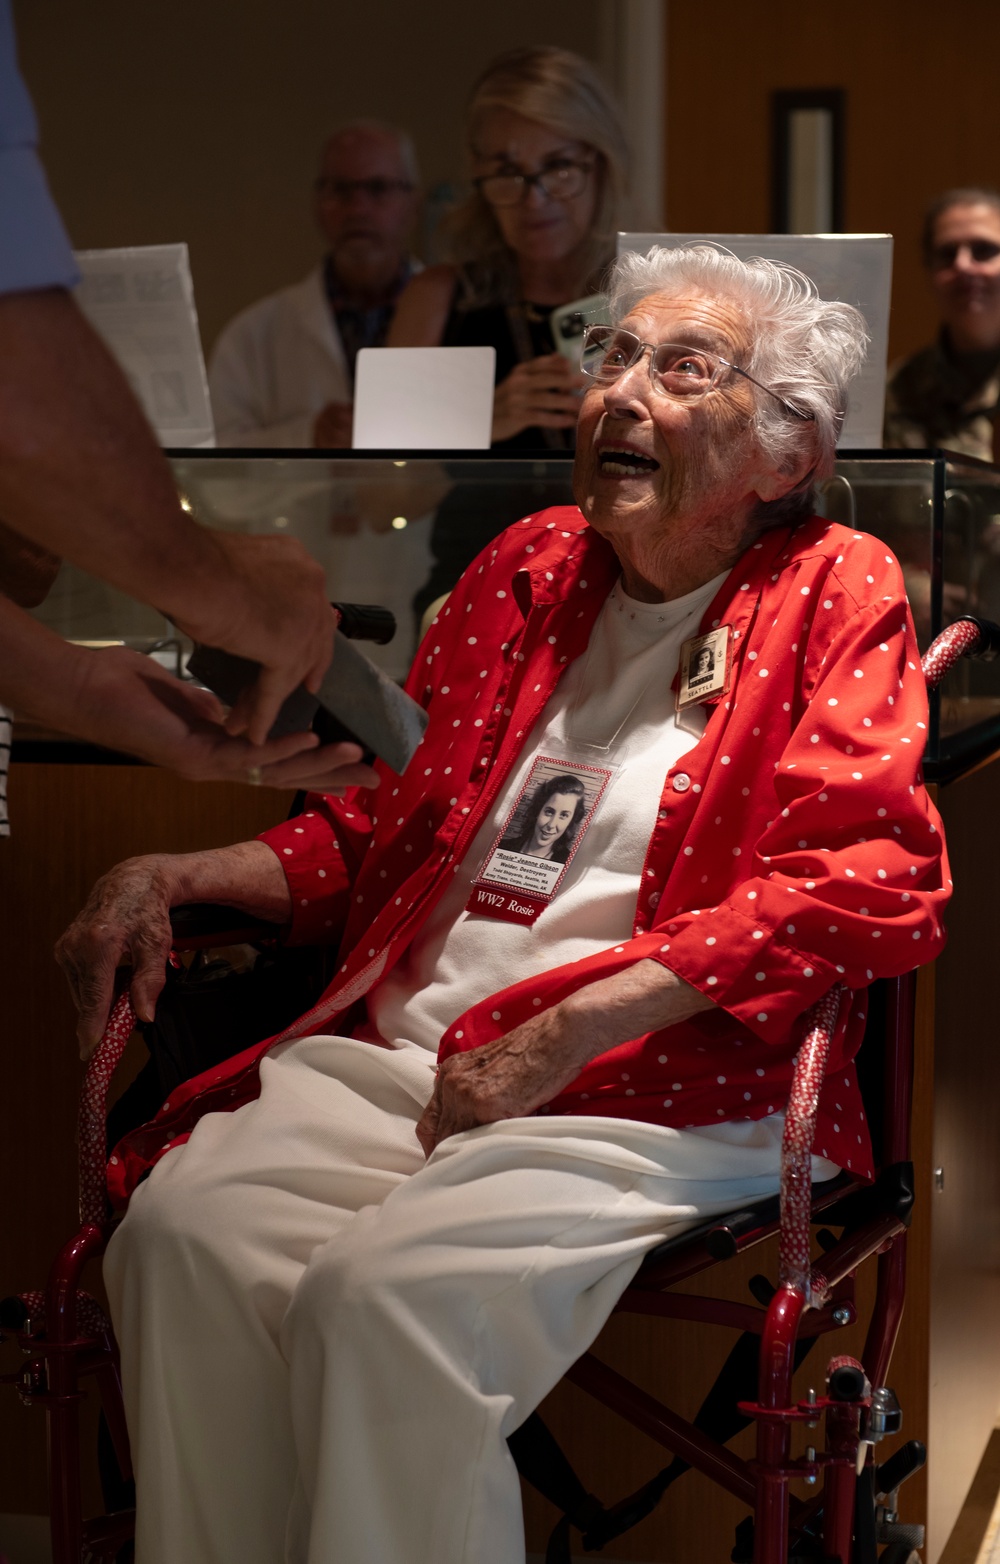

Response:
(58, 246), (949, 1564)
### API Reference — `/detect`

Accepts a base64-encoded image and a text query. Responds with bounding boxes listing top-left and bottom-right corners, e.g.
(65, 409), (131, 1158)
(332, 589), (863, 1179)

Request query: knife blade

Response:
(187, 631), (428, 776)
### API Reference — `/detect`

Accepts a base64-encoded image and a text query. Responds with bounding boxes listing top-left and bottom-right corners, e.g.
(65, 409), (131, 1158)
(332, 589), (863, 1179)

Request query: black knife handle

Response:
(187, 602), (394, 742)
(331, 602), (396, 645)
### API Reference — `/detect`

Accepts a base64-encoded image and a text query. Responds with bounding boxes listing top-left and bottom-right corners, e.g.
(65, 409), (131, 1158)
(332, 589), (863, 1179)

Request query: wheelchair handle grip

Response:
(826, 1355), (869, 1401)
(330, 601), (396, 645)
(921, 615), (1000, 690)
(79, 990), (137, 1226)
(951, 613), (1000, 660)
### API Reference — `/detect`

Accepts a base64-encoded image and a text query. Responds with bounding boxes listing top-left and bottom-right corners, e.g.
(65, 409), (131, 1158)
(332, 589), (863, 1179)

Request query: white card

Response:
(352, 346), (496, 449)
(617, 232), (893, 449)
(74, 244), (215, 448)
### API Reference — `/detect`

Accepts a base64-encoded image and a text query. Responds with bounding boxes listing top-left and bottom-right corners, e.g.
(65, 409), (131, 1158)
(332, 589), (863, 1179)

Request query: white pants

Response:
(105, 1035), (828, 1564)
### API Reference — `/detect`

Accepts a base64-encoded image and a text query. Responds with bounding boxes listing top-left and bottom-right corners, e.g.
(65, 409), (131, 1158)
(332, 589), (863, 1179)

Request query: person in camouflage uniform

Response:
(884, 187), (1000, 460)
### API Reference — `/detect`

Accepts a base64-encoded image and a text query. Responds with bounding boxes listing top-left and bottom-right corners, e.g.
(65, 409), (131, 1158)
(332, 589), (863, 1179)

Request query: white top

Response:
(208, 268), (351, 449)
(368, 570), (728, 1052)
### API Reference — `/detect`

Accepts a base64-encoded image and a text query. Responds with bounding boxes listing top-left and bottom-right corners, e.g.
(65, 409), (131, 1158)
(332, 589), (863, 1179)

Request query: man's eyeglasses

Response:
(929, 239), (1000, 270)
(580, 325), (815, 421)
(315, 177), (414, 204)
(474, 158), (594, 208)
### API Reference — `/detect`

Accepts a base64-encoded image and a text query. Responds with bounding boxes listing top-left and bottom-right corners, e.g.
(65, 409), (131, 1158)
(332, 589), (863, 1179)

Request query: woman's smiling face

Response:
(471, 108), (598, 268)
(569, 285), (815, 601)
(528, 792), (579, 856)
(573, 289), (762, 536)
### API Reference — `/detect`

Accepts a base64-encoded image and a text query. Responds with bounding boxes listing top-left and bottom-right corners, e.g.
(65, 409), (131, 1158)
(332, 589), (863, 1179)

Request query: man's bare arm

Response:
(0, 517), (60, 606)
(0, 289), (335, 742)
(0, 595), (378, 792)
(56, 841), (291, 1057)
(417, 960), (715, 1152)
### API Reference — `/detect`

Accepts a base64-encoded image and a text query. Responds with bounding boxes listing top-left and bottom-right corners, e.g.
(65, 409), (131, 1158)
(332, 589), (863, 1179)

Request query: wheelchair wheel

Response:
(878, 1546), (921, 1563)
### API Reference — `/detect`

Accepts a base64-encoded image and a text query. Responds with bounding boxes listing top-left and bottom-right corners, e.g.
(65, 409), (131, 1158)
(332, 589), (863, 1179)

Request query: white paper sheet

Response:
(616, 233), (893, 448)
(352, 346), (496, 449)
(73, 244), (215, 447)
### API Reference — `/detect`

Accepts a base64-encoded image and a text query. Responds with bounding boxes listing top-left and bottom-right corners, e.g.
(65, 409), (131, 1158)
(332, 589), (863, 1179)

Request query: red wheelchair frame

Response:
(1, 616), (989, 1564)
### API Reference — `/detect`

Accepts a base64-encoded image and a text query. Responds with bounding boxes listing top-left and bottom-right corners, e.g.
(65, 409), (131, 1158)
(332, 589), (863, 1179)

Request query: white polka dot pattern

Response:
(108, 511), (950, 1209)
(14, 1286), (111, 1342)
(920, 617), (984, 689)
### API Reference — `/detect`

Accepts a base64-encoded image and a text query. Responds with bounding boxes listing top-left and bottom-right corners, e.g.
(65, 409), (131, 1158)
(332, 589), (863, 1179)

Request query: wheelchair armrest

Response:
(169, 902), (289, 949)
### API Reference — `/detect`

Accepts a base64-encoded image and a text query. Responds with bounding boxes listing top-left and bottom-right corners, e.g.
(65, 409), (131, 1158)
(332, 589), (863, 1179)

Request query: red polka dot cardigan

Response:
(108, 509), (949, 1207)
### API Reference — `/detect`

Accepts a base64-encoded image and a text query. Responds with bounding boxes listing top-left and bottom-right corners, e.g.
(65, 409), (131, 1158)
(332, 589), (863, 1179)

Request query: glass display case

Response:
(27, 448), (1000, 778)
(818, 450), (1000, 777)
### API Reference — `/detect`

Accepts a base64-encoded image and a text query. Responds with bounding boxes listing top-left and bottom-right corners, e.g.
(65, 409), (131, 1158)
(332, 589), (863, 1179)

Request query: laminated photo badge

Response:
(467, 755), (613, 926)
(677, 624), (732, 710)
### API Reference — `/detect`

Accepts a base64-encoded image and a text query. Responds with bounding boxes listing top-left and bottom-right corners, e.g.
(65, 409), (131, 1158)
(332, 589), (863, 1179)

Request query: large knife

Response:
(187, 603), (428, 776)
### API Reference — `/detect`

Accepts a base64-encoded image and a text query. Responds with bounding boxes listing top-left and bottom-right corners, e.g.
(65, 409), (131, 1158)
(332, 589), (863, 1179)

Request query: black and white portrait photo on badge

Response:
(469, 754), (613, 922)
(689, 643), (716, 685)
(678, 624), (731, 710)
(499, 771), (589, 864)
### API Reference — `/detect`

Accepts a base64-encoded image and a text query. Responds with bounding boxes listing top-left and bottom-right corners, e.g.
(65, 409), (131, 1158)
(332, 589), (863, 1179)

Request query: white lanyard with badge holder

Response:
(465, 614), (734, 928)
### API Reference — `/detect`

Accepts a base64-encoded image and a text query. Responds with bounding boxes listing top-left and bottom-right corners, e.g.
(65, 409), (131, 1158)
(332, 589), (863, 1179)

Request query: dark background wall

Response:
(665, 0), (1000, 365)
(18, 1), (995, 368)
(13, 0), (602, 352)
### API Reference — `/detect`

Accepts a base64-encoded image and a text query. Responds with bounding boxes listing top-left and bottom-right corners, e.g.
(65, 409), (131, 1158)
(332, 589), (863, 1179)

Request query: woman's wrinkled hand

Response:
(55, 856), (177, 1060)
(414, 960), (713, 1155)
(415, 1006), (587, 1155)
(491, 353), (586, 444)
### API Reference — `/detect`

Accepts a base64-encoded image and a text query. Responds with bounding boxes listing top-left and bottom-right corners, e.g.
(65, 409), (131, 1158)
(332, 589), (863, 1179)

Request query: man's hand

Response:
(0, 597), (380, 791)
(415, 960), (714, 1155)
(0, 291), (339, 746)
(491, 354), (585, 444)
(0, 290), (353, 749)
(167, 530), (337, 746)
(56, 841), (294, 1058)
(74, 647), (380, 792)
(313, 401), (354, 449)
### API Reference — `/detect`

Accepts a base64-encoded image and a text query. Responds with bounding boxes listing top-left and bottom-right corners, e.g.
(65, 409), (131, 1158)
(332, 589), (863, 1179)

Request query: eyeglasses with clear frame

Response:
(580, 325), (815, 421)
(473, 158), (595, 209)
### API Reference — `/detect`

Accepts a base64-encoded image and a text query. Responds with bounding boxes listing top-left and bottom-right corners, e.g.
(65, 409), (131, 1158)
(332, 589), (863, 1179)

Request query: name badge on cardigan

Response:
(677, 624), (733, 710)
(466, 753), (613, 926)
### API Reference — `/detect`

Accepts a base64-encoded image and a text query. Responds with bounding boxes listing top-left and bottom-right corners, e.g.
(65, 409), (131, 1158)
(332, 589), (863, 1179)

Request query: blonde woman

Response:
(389, 45), (629, 451)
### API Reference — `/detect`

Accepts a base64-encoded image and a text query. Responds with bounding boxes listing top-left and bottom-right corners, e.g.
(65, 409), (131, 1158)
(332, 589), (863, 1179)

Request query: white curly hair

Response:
(606, 244), (869, 522)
